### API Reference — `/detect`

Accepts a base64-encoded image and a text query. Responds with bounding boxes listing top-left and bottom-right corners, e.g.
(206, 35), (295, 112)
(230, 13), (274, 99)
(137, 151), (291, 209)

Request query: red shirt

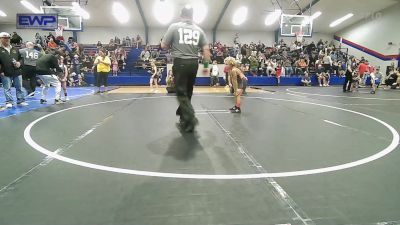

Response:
(276, 67), (282, 77)
(358, 63), (368, 74)
(369, 65), (375, 73)
(48, 41), (57, 49)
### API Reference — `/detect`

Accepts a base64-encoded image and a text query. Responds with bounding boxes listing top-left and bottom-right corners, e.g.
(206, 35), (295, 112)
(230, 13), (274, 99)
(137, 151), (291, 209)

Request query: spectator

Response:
(140, 47), (151, 61)
(94, 48), (111, 93)
(126, 36), (131, 47)
(35, 33), (44, 46)
(136, 35), (143, 48)
(301, 71), (312, 86)
(210, 60), (219, 86)
(112, 57), (118, 76)
(96, 41), (102, 48)
(72, 54), (82, 75)
(47, 38), (58, 49)
(0, 32), (28, 108)
(10, 31), (23, 46)
(385, 69), (399, 88)
(47, 32), (55, 43)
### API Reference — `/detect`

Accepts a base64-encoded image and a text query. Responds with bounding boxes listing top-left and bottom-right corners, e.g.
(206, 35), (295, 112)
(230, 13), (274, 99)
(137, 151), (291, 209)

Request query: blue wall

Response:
(85, 74), (346, 86)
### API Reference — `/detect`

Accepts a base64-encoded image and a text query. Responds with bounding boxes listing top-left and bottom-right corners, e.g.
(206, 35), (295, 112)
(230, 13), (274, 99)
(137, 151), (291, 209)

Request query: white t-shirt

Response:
(211, 65), (219, 76)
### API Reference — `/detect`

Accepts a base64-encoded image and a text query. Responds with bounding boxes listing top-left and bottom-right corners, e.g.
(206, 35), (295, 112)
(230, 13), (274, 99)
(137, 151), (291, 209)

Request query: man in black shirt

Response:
(36, 50), (63, 104)
(0, 32), (28, 108)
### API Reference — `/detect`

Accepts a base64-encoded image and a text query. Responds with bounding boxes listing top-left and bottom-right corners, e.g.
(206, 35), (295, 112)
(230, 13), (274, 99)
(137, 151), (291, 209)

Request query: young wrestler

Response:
(369, 67), (382, 94)
(149, 60), (158, 89)
(351, 69), (361, 92)
(58, 55), (69, 101)
(225, 57), (247, 113)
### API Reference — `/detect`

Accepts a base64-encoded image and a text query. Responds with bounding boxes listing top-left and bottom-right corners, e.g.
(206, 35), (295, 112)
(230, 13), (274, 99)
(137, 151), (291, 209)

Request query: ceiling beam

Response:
(212, 0), (231, 43)
(135, 0), (149, 45)
(298, 0), (321, 15)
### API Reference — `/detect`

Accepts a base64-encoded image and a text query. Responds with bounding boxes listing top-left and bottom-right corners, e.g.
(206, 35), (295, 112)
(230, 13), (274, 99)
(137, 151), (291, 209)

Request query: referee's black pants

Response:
(22, 65), (37, 94)
(343, 71), (352, 92)
(173, 58), (199, 125)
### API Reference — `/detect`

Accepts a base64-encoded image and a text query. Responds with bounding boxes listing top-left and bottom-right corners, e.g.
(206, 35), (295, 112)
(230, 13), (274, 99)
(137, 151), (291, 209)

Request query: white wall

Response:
(78, 26), (144, 44)
(334, 2), (400, 72)
(216, 30), (275, 46)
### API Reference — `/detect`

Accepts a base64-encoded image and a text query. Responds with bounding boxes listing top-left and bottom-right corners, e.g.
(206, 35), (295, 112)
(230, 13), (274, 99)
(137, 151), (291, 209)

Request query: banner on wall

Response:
(16, 14), (58, 29)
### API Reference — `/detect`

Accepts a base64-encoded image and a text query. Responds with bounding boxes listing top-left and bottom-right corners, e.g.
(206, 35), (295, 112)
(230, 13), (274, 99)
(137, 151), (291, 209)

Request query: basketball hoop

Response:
(55, 24), (65, 42)
(295, 31), (304, 43)
(55, 24), (64, 37)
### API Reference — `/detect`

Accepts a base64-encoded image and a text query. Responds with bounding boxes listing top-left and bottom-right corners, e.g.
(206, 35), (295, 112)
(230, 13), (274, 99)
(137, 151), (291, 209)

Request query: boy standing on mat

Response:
(161, 5), (211, 132)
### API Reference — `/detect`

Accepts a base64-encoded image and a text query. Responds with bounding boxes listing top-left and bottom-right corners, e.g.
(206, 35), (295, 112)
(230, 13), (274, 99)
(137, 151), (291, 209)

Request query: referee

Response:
(161, 5), (211, 132)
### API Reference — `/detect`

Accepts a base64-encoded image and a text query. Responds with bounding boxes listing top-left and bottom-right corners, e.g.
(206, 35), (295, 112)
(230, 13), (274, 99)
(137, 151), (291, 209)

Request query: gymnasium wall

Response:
(334, 2), (400, 72)
(215, 30), (275, 46)
(78, 26), (145, 44)
(0, 23), (334, 47)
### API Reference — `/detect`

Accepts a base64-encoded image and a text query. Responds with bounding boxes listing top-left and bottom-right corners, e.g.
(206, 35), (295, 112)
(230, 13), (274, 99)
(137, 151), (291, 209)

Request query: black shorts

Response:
(237, 79), (243, 89)
(22, 65), (36, 80)
(316, 67), (325, 74)
(323, 64), (331, 73)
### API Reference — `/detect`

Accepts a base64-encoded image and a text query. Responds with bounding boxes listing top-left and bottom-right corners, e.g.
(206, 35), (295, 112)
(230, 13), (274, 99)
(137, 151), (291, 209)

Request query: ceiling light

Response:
(0, 10), (7, 17)
(193, 1), (207, 24)
(329, 13), (354, 27)
(265, 9), (282, 26)
(112, 2), (129, 23)
(153, 0), (173, 25)
(72, 2), (90, 20)
(232, 6), (248, 26)
(20, 0), (42, 14)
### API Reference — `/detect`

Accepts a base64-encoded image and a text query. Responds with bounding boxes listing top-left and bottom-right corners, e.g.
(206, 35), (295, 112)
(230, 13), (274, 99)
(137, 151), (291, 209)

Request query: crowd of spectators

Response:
(6, 30), (399, 89)
(209, 37), (347, 77)
(203, 34), (400, 89)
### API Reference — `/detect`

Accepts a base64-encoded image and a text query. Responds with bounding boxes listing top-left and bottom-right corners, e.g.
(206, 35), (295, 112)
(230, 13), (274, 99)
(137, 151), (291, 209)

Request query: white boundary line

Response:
(206, 111), (314, 224)
(286, 88), (400, 101)
(24, 95), (400, 179)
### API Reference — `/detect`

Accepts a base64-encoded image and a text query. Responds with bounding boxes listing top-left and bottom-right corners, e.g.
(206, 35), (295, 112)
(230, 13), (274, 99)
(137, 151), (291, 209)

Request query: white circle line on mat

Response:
(286, 88), (400, 101)
(24, 95), (400, 179)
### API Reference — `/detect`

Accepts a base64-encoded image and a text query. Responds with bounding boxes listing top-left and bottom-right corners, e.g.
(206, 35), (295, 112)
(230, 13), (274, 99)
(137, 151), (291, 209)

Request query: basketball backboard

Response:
(41, 6), (82, 31)
(280, 14), (313, 37)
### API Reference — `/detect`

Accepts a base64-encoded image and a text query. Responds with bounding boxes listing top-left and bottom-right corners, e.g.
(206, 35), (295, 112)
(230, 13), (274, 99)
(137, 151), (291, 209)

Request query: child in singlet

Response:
(225, 57), (247, 113)
(58, 56), (69, 101)
(149, 61), (158, 89)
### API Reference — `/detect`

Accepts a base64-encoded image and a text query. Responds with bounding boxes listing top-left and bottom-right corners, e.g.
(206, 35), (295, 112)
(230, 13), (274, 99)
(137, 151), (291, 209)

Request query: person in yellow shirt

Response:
(94, 48), (111, 93)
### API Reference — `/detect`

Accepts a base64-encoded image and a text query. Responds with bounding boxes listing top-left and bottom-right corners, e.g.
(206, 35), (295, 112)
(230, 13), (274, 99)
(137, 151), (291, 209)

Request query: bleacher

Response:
(83, 43), (347, 86)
